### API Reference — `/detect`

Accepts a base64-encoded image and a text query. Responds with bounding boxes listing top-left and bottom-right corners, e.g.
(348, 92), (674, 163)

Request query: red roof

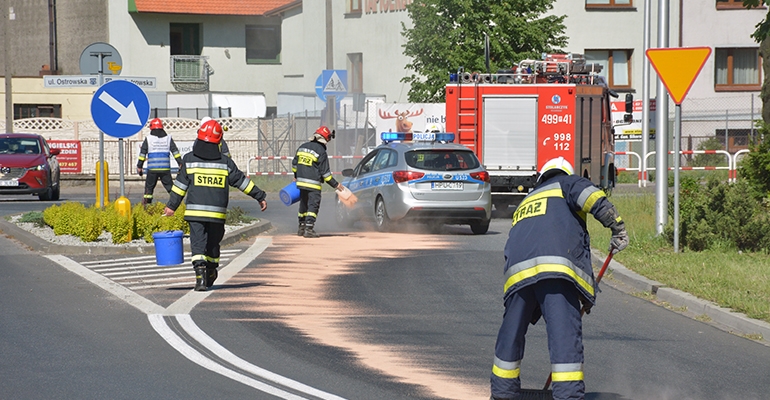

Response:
(130, 0), (299, 16)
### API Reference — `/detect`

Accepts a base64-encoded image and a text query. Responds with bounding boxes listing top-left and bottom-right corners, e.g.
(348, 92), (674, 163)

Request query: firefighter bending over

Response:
(292, 126), (346, 238)
(137, 118), (182, 205)
(490, 156), (629, 400)
(164, 119), (267, 291)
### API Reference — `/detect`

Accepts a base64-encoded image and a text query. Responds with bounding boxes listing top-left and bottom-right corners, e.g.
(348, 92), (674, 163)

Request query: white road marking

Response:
(47, 237), (347, 399)
(148, 314), (311, 400)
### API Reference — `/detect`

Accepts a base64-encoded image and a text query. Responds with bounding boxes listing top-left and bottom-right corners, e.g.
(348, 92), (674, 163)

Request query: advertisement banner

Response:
(611, 99), (657, 141)
(48, 140), (82, 173)
(375, 103), (446, 145)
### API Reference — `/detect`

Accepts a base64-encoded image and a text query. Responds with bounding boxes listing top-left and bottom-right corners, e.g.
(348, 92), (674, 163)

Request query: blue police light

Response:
(435, 133), (455, 143)
(381, 132), (411, 143)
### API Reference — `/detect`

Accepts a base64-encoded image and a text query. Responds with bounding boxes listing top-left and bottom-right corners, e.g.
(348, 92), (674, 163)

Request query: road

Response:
(1, 182), (769, 399)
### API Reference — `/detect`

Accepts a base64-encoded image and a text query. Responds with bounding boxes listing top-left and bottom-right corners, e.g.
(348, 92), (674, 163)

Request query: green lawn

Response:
(588, 191), (770, 324)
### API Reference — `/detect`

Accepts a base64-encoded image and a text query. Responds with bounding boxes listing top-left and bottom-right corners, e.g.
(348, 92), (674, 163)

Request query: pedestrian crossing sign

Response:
(321, 69), (348, 97)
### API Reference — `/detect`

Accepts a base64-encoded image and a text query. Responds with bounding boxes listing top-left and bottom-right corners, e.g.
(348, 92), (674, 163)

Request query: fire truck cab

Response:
(445, 53), (622, 212)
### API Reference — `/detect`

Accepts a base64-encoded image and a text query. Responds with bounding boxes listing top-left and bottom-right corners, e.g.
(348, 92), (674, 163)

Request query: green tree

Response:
(401, 0), (567, 103)
(743, 1), (770, 122)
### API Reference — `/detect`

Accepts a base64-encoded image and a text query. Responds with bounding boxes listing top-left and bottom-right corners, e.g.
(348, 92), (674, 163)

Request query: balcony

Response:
(170, 55), (214, 92)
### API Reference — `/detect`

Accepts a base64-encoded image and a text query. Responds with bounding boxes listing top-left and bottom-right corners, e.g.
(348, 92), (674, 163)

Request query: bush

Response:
(737, 122), (770, 197)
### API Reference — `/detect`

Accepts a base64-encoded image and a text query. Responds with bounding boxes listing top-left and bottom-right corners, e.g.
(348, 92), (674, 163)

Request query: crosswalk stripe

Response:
(76, 248), (243, 290)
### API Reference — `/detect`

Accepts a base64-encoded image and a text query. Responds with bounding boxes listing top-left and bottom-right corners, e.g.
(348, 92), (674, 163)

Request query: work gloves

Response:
(610, 221), (629, 254)
(137, 166), (143, 177)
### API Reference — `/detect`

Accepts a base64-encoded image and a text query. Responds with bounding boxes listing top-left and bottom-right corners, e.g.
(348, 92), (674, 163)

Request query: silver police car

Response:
(335, 132), (492, 234)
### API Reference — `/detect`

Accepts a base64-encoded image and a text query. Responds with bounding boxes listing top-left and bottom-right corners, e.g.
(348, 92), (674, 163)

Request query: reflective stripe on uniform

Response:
(185, 204), (227, 220)
(204, 255), (219, 263)
(296, 177), (322, 190)
(171, 185), (186, 196)
(577, 186), (605, 214)
(492, 357), (521, 379)
(239, 179), (255, 194)
(551, 363), (584, 382)
(191, 254), (207, 262)
(187, 167), (228, 176)
(504, 256), (595, 297)
(173, 180), (188, 191)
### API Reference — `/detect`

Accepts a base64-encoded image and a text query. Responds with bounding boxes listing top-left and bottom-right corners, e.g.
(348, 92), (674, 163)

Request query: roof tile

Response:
(132, 0), (297, 16)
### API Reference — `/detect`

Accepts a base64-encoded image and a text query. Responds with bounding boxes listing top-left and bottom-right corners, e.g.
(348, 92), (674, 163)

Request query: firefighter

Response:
(490, 156), (629, 400)
(292, 126), (345, 238)
(136, 118), (182, 205)
(163, 119), (267, 291)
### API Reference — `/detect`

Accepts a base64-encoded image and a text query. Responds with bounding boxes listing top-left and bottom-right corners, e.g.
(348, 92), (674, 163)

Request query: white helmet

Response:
(426, 123), (443, 133)
(199, 116), (212, 128)
(537, 156), (574, 183)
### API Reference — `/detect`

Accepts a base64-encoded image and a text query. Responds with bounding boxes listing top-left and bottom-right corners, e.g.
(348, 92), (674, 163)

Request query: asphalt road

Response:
(2, 180), (769, 399)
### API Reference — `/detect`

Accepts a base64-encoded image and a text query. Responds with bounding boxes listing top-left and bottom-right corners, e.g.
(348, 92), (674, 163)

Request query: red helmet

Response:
(150, 118), (164, 130)
(197, 119), (223, 144)
(315, 126), (335, 141)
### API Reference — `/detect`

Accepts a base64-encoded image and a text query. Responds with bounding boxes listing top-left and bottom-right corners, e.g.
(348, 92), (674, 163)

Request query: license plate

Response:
(0, 180), (19, 187)
(432, 181), (463, 190)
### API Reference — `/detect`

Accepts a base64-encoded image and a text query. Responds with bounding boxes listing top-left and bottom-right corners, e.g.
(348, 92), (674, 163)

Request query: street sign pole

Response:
(94, 51), (109, 208)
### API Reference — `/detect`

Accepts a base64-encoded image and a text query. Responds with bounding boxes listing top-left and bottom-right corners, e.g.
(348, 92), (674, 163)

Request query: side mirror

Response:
(342, 168), (354, 177)
(50, 148), (61, 156)
(623, 93), (634, 123)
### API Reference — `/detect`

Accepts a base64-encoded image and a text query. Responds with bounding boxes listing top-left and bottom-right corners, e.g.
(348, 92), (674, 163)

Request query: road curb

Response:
(591, 248), (770, 345)
(0, 216), (273, 256)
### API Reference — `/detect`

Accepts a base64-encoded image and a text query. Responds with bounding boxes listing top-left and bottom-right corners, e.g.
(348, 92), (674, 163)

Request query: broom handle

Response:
(542, 248), (615, 391)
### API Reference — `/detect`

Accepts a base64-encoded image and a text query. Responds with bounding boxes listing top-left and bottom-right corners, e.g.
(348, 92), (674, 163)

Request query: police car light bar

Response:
(380, 132), (455, 143)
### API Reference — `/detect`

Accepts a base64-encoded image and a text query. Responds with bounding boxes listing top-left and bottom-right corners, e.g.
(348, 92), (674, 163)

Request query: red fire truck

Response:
(445, 53), (629, 212)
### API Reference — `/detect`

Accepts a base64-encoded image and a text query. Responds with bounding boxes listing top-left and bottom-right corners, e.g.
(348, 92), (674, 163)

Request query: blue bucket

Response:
(279, 181), (301, 206)
(152, 230), (184, 266)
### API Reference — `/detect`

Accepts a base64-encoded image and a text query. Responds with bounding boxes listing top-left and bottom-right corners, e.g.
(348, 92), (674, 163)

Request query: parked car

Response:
(0, 133), (61, 200)
(336, 132), (492, 234)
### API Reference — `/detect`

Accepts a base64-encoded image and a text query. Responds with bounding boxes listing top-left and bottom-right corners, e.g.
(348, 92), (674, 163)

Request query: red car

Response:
(0, 133), (61, 200)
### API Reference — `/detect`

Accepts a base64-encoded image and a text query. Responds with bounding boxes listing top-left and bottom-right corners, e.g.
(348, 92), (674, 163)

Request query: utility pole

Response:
(3, 1), (14, 132)
(655, 0), (670, 235)
(324, 0), (336, 130)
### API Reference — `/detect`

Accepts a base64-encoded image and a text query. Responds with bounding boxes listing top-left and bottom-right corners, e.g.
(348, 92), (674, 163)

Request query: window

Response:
(14, 104), (62, 119)
(170, 23), (201, 55)
(347, 0), (362, 14)
(715, 48), (761, 90)
(584, 49), (632, 89)
(347, 53), (363, 93)
(586, 0), (632, 7)
(246, 24), (281, 64)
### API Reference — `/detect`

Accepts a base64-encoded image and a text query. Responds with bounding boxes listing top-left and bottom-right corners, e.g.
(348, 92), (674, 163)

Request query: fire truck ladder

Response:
(455, 69), (479, 154)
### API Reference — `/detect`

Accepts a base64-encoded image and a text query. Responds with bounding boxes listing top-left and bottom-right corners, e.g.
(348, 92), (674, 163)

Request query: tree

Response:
(743, 1), (770, 122)
(400, 0), (567, 103)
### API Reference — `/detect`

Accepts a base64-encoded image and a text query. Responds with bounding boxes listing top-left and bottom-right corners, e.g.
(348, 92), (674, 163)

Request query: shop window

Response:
(14, 104), (62, 119)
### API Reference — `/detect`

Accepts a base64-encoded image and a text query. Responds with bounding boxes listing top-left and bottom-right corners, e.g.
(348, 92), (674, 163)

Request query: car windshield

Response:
(0, 138), (40, 154)
(405, 150), (480, 171)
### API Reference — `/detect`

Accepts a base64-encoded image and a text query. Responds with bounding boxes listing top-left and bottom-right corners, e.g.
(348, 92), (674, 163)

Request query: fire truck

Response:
(445, 53), (629, 212)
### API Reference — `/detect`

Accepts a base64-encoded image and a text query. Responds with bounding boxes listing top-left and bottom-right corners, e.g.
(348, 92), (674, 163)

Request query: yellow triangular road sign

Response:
(646, 47), (711, 105)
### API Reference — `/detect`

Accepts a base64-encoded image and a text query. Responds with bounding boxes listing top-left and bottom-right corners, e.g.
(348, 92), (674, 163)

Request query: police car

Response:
(335, 132), (492, 234)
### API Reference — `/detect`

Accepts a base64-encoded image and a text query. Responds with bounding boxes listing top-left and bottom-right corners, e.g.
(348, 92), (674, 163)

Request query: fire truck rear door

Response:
(482, 96), (538, 173)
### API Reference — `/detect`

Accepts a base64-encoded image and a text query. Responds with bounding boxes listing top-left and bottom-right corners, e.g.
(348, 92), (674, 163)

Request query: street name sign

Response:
(90, 80), (150, 139)
(44, 75), (156, 89)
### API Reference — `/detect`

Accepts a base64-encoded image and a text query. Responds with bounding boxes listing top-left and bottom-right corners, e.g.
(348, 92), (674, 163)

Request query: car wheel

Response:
(335, 196), (354, 228)
(374, 196), (391, 232)
(470, 220), (490, 235)
(38, 187), (53, 201)
(51, 173), (60, 201)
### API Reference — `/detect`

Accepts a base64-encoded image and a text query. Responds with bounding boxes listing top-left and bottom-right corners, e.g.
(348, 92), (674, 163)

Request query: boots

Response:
(206, 267), (218, 288)
(297, 221), (306, 237)
(194, 266), (208, 291)
(303, 223), (320, 238)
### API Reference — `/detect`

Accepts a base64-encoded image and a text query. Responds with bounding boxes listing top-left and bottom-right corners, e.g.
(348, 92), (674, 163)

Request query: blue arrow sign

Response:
(90, 80), (150, 138)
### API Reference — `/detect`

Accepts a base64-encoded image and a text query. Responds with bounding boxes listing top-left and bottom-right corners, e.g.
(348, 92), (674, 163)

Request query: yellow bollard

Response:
(114, 196), (132, 241)
(95, 161), (110, 206)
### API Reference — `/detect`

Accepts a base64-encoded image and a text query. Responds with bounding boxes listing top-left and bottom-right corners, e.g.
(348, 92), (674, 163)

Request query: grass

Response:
(587, 191), (770, 324)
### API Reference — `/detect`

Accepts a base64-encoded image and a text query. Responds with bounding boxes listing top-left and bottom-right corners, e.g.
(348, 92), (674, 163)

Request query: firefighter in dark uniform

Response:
(490, 156), (629, 400)
(292, 126), (345, 238)
(137, 118), (182, 205)
(163, 119), (267, 291)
